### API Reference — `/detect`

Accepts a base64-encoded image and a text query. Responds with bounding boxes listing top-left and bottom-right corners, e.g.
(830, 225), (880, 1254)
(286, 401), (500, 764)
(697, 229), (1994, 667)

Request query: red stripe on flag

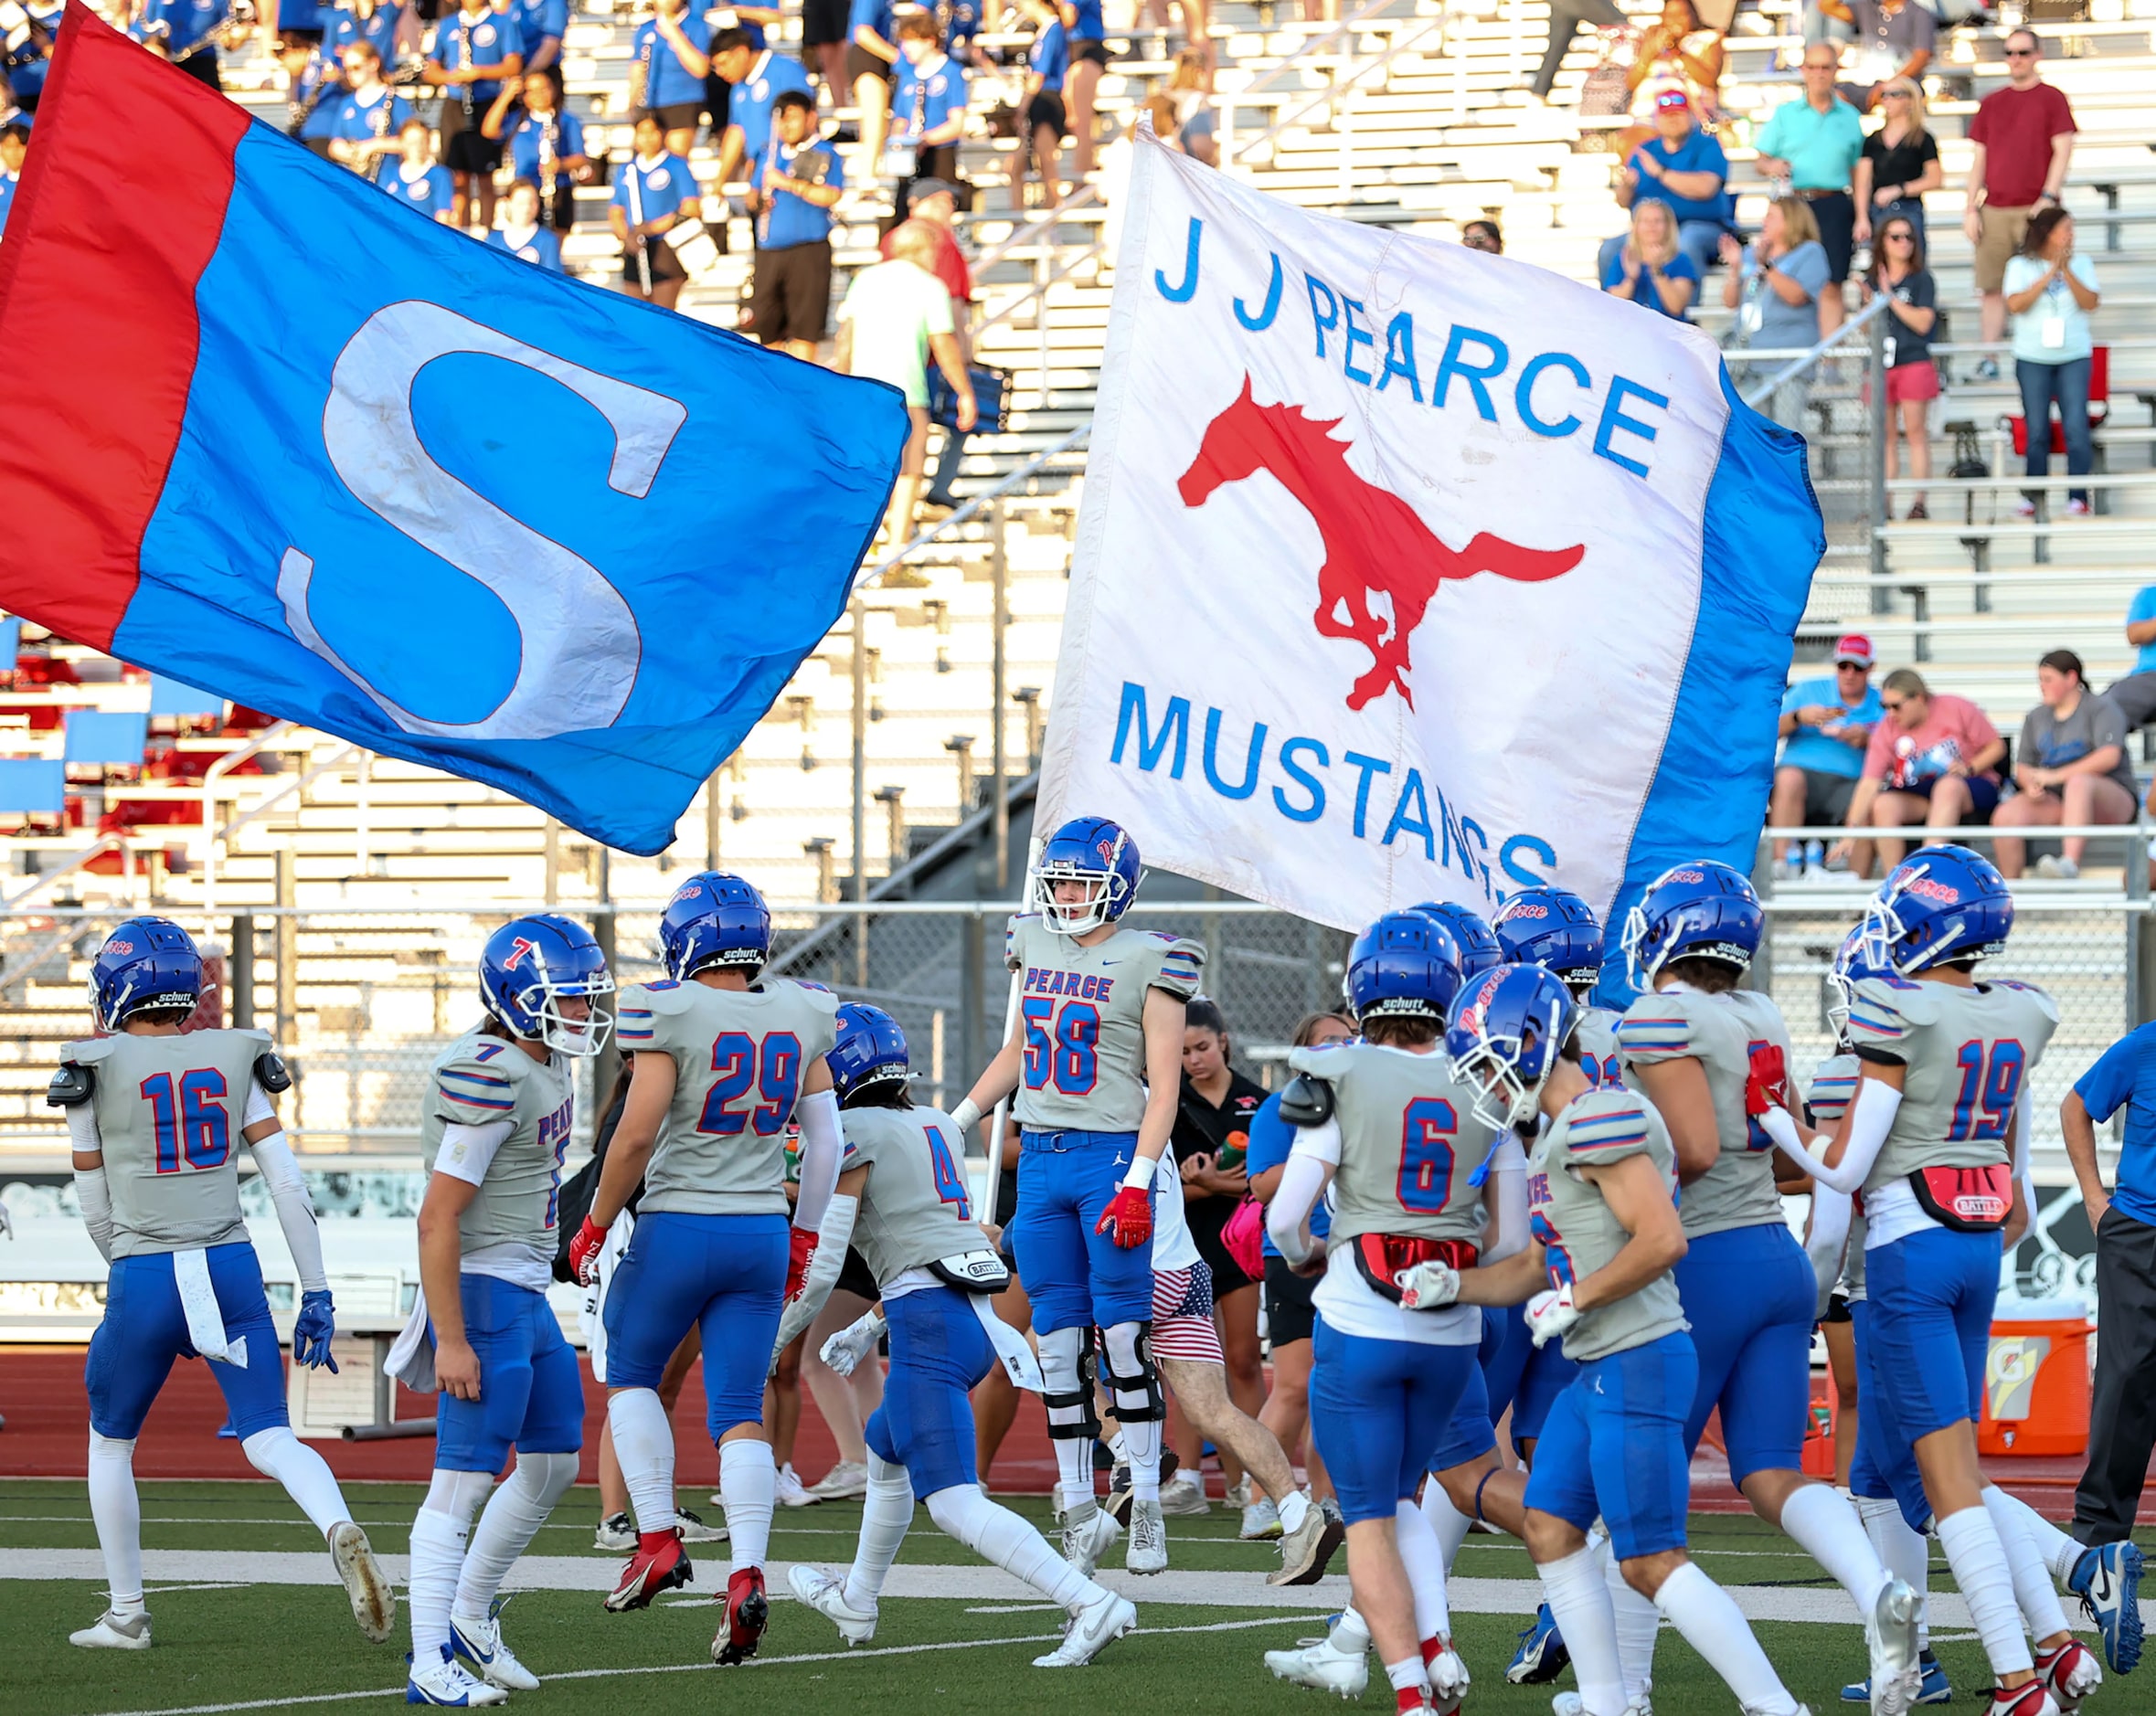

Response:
(0, 5), (247, 652)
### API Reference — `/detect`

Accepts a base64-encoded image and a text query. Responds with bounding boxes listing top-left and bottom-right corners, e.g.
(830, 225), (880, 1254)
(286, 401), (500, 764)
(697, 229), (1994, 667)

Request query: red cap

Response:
(1833, 632), (1875, 668)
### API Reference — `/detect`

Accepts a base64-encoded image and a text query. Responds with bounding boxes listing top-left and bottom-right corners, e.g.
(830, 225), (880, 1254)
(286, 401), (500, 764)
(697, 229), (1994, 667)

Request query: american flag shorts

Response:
(1150, 1261), (1225, 1362)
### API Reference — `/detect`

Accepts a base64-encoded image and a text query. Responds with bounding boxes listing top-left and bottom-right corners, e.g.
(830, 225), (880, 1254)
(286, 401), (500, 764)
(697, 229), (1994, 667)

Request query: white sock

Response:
(1653, 1561), (1796, 1713)
(927, 1483), (1090, 1607)
(1279, 1489), (1312, 1536)
(605, 1389), (677, 1536)
(1856, 1497), (1932, 1649)
(409, 1506), (473, 1661)
(239, 1425), (354, 1538)
(1538, 1545), (1625, 1716)
(718, 1439), (776, 1573)
(1937, 1505), (2034, 1676)
(843, 1452), (916, 1610)
(1395, 1499), (1452, 1642)
(1421, 1481), (1474, 1574)
(1121, 1417), (1163, 1504)
(1982, 1487), (2072, 1640)
(454, 1450), (578, 1627)
(1052, 1437), (1094, 1514)
(1383, 1655), (1429, 1698)
(1600, 1538), (1662, 1701)
(1780, 1480), (1890, 1616)
(86, 1432), (145, 1615)
(1331, 1605), (1371, 1657)
(1987, 1487), (2084, 1587)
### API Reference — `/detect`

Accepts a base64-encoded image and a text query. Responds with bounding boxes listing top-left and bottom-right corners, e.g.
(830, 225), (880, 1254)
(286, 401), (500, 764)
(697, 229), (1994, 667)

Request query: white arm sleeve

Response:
(1803, 1185), (1853, 1317)
(1267, 1143), (1334, 1268)
(1482, 1134), (1531, 1265)
(1801, 1077), (1902, 1194)
(791, 1088), (844, 1233)
(74, 1165), (115, 1262)
(250, 1128), (328, 1293)
(771, 1193), (858, 1362)
(66, 1100), (103, 1156)
(244, 1078), (278, 1128)
(432, 1118), (517, 1187)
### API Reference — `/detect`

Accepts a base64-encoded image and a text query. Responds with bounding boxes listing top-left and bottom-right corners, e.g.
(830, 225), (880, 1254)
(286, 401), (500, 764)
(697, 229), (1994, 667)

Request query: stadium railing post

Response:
(992, 500), (1010, 895)
(230, 912), (254, 1031)
(1868, 305), (1889, 609)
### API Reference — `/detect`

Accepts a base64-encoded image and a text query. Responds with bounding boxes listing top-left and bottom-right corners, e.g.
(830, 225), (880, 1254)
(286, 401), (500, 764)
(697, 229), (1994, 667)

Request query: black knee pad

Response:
(1100, 1320), (1164, 1424)
(1043, 1326), (1100, 1440)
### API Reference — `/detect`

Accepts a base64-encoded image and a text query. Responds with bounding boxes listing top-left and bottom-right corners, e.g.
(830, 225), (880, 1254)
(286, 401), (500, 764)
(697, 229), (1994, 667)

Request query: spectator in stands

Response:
(1864, 212), (1938, 517)
(325, 0), (399, 69)
(2005, 207), (2100, 518)
(5, 1), (57, 113)
(849, 0), (900, 181)
(1166, 48), (1215, 166)
(1720, 196), (1831, 430)
(710, 27), (813, 197)
(1058, 0), (1109, 187)
(142, 0), (231, 90)
(1853, 77), (1940, 249)
(0, 123), (25, 244)
(800, 0), (847, 100)
(278, 37), (347, 157)
(266, 0), (325, 55)
(749, 90), (843, 360)
(880, 177), (976, 515)
(484, 178), (567, 270)
(1769, 631), (1881, 876)
(1835, 666), (2006, 873)
(1532, 0), (1623, 101)
(2103, 588), (2156, 733)
(483, 68), (592, 235)
(632, 0), (712, 161)
(2062, 1032), (2156, 1552)
(1460, 217), (1503, 254)
(1819, 0), (1932, 113)
(326, 42), (411, 177)
(508, 0), (567, 86)
(1601, 87), (1728, 281)
(1627, 0), (1726, 125)
(610, 111), (699, 311)
(379, 117), (456, 221)
(698, 7), (781, 150)
(1014, 5), (1069, 211)
(1602, 199), (1699, 320)
(1756, 42), (1864, 339)
(1964, 27), (2076, 379)
(887, 11), (967, 218)
(423, 0), (524, 231)
(1991, 650), (2138, 880)
(834, 219), (978, 546)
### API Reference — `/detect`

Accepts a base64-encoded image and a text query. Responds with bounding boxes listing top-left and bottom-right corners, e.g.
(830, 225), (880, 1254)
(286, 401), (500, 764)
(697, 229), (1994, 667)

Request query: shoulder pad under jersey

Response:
(1278, 1072), (1336, 1128)
(253, 1052), (292, 1095)
(47, 1063), (95, 1107)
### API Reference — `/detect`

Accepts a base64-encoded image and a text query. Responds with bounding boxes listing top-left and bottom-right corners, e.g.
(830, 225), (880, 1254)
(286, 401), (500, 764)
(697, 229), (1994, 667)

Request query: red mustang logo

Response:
(1176, 377), (1586, 711)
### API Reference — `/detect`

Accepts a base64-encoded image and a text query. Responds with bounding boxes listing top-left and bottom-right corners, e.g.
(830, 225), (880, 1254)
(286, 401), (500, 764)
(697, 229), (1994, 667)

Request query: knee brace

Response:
(1100, 1320), (1163, 1425)
(1039, 1325), (1100, 1441)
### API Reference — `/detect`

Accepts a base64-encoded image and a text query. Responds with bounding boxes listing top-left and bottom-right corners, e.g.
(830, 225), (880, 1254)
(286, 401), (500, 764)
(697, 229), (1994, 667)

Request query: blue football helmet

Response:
(1825, 923), (1896, 1043)
(660, 872), (772, 980)
(1493, 887), (1605, 990)
(1032, 815), (1142, 937)
(1858, 845), (2013, 975)
(90, 916), (204, 1032)
(480, 914), (613, 1058)
(830, 1003), (910, 1102)
(1345, 912), (1469, 1025)
(1410, 902), (1503, 978)
(1446, 963), (1579, 1131)
(1620, 860), (1764, 989)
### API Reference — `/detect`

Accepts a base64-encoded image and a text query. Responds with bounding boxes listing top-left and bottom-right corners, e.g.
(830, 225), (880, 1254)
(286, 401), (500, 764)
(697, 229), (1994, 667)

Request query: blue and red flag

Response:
(0, 7), (907, 854)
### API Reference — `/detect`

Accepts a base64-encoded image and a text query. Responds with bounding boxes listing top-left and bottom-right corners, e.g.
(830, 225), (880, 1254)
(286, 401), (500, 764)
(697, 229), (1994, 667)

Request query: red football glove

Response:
(568, 1216), (609, 1287)
(786, 1225), (820, 1301)
(1094, 1184), (1153, 1251)
(1744, 1043), (1790, 1118)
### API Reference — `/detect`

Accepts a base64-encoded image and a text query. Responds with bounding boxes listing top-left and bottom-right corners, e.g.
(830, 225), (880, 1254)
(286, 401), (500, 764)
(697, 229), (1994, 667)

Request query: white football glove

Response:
(1525, 1283), (1581, 1348)
(1394, 1260), (1460, 1310)
(820, 1308), (884, 1377)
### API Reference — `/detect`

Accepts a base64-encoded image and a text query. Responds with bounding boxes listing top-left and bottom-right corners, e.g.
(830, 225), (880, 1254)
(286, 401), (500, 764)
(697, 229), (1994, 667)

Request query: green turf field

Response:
(5, 1480), (2143, 1716)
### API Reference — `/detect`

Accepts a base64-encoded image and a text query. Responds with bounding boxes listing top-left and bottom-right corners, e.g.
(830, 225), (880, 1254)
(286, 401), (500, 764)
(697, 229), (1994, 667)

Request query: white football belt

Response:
(969, 1296), (1046, 1393)
(172, 1247), (248, 1368)
(384, 1283), (437, 1393)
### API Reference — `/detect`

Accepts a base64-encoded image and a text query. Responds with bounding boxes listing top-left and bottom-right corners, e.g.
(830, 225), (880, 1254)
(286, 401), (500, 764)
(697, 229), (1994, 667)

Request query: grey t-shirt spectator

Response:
(1742, 239), (1832, 352)
(1843, 0), (1933, 90)
(2022, 690), (2140, 799)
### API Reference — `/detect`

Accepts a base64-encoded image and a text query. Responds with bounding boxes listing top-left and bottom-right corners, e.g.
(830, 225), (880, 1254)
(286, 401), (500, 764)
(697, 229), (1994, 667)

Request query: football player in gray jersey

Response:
(1620, 860), (1921, 1716)
(397, 915), (611, 1707)
(777, 1004), (1141, 1668)
(1766, 849), (2101, 1716)
(568, 872), (844, 1668)
(946, 817), (1202, 1577)
(52, 919), (392, 1654)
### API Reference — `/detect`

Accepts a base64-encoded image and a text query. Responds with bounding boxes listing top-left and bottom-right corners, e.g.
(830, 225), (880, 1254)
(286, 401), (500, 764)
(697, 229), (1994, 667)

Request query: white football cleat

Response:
(1428, 1641), (1471, 1715)
(674, 1508), (728, 1543)
(1554, 1681), (1652, 1716)
(1033, 1588), (1137, 1668)
(407, 1646), (510, 1706)
(1126, 1496), (1168, 1575)
(593, 1511), (635, 1552)
(451, 1613), (539, 1691)
(788, 1564), (878, 1646)
(331, 1520), (396, 1644)
(775, 1462), (816, 1508)
(1868, 1575), (1924, 1716)
(69, 1608), (152, 1650)
(1265, 1631), (1369, 1698)
(1061, 1499), (1122, 1576)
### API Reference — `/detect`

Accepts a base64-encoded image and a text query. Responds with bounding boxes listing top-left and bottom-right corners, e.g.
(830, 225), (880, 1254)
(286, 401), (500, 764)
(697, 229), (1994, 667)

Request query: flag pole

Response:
(983, 834), (1042, 1231)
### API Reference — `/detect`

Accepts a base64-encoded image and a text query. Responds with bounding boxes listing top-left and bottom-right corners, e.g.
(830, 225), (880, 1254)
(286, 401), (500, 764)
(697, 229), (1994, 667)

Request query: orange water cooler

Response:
(1978, 1297), (2093, 1457)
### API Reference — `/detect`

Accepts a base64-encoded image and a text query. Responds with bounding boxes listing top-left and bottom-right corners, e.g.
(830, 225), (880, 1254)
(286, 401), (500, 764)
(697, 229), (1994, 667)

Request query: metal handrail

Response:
(1737, 291), (1895, 408)
(0, 835), (125, 914)
(862, 420), (1092, 586)
(202, 743), (359, 918)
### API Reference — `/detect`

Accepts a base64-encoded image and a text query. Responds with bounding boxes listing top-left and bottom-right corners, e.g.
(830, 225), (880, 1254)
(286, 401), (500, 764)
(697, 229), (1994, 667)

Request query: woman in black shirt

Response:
(1865, 212), (1940, 518)
(1854, 78), (1942, 250)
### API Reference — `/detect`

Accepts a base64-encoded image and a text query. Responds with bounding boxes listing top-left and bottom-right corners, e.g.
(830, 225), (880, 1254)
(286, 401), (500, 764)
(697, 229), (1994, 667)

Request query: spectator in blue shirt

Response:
(142, 0), (231, 91)
(483, 69), (592, 234)
(380, 117), (457, 223)
(325, 42), (413, 178)
(888, 11), (966, 216)
(1598, 88), (1729, 282)
(1600, 199), (1700, 322)
(511, 0), (568, 80)
(610, 111), (700, 310)
(1767, 631), (1881, 876)
(1013, 8), (1067, 212)
(277, 37), (349, 156)
(0, 123), (25, 244)
(748, 90), (843, 359)
(2064, 1033), (2156, 1550)
(848, 0), (900, 183)
(325, 0), (401, 69)
(2103, 587), (2156, 734)
(265, 0), (325, 53)
(943, 0), (987, 69)
(4, 1), (59, 113)
(1056, 0), (1106, 185)
(424, 0), (524, 230)
(632, 0), (712, 159)
(486, 179), (567, 270)
(709, 27), (813, 200)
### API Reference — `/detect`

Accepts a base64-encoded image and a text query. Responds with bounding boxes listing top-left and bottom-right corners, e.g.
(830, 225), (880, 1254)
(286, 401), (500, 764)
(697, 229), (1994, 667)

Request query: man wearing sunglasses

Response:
(1964, 29), (2077, 376)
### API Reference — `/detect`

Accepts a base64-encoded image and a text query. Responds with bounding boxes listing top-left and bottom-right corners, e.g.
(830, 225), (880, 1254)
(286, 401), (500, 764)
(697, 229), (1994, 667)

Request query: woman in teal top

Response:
(2003, 207), (2101, 516)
